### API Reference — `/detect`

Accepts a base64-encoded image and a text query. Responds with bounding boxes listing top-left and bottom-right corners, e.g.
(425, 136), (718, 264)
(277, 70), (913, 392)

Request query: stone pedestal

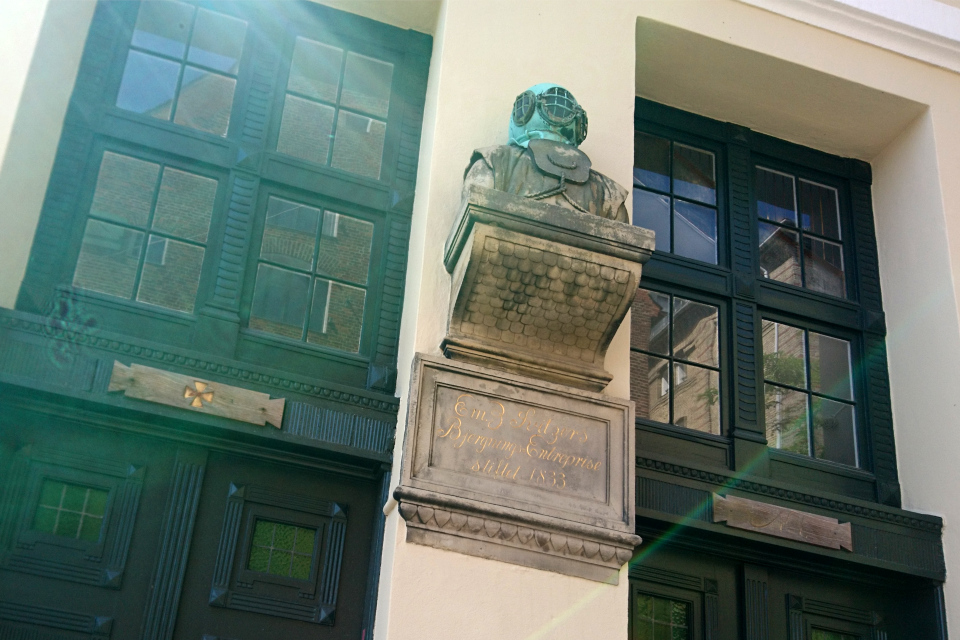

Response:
(395, 186), (653, 584)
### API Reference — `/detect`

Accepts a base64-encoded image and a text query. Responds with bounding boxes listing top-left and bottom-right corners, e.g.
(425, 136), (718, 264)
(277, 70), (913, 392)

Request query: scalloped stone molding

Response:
(397, 497), (637, 584)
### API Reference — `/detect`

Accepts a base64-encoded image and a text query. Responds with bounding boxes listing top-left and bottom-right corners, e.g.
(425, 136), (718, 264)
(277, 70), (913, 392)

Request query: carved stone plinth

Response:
(396, 355), (640, 583)
(443, 186), (654, 391)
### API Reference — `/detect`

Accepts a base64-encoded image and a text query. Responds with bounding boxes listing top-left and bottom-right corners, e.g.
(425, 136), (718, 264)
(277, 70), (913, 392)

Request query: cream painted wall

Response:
(379, 0), (960, 637)
(0, 0), (96, 309)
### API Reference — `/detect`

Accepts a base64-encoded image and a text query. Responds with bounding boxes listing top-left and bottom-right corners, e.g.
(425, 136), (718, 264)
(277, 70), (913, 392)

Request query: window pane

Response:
(73, 220), (143, 298)
(812, 398), (857, 465)
(809, 332), (853, 400)
(116, 50), (181, 120)
(260, 197), (321, 270)
(90, 152), (159, 226)
(673, 297), (718, 367)
(187, 9), (247, 74)
(764, 384), (809, 455)
(673, 200), (717, 264)
(341, 52), (394, 118)
(803, 236), (845, 297)
(759, 222), (801, 286)
(277, 95), (335, 164)
(631, 352), (670, 425)
(632, 189), (670, 252)
(799, 180), (841, 240)
(137, 236), (204, 313)
(307, 279), (365, 353)
(248, 520), (317, 580)
(673, 364), (720, 435)
(632, 288), (669, 355)
(756, 167), (797, 225)
(250, 264), (310, 339)
(173, 66), (235, 136)
(330, 110), (386, 179)
(288, 37), (343, 102)
(152, 168), (217, 243)
(32, 480), (108, 542)
(131, 0), (194, 58)
(761, 320), (806, 387)
(673, 143), (715, 205)
(315, 212), (374, 284)
(633, 132), (670, 192)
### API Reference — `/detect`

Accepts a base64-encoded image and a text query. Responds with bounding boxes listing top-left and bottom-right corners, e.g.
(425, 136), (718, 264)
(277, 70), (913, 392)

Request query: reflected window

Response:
(116, 2), (247, 136)
(247, 519), (317, 581)
(756, 167), (846, 298)
(249, 196), (373, 353)
(630, 288), (721, 435)
(633, 132), (718, 265)
(73, 151), (217, 314)
(762, 319), (858, 466)
(633, 593), (689, 640)
(277, 37), (393, 180)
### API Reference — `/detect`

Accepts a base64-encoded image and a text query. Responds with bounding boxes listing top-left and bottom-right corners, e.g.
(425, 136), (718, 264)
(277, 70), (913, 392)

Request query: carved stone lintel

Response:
(396, 487), (639, 584)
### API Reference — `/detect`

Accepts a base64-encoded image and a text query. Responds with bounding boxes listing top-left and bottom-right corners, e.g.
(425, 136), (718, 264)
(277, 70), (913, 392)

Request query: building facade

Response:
(1, 1), (960, 639)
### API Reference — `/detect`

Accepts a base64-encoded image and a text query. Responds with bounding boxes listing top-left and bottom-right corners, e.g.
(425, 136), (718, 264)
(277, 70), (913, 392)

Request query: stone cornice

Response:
(737, 0), (960, 74)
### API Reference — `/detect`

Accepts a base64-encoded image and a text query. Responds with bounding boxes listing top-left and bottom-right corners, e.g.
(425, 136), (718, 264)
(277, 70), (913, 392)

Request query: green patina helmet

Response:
(508, 83), (588, 148)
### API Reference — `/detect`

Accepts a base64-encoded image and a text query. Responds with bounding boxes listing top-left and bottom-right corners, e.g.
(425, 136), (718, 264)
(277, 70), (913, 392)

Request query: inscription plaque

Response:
(713, 494), (853, 551)
(396, 354), (640, 583)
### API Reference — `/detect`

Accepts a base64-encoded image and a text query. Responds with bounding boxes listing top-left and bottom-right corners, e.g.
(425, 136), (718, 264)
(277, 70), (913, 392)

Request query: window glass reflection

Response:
(759, 222), (801, 287)
(803, 236), (845, 297)
(674, 200), (717, 264)
(307, 280), (365, 352)
(340, 52), (393, 118)
(762, 320), (806, 388)
(116, 51), (180, 120)
(288, 38), (343, 102)
(260, 197), (321, 271)
(188, 9), (247, 74)
(632, 288), (669, 356)
(90, 152), (159, 226)
(173, 67), (235, 136)
(812, 398), (857, 466)
(249, 264), (310, 339)
(277, 96), (335, 164)
(633, 132), (670, 192)
(73, 220), (143, 299)
(315, 212), (374, 285)
(798, 180), (841, 240)
(756, 167), (797, 225)
(137, 236), (204, 313)
(808, 332), (853, 400)
(632, 189), (670, 253)
(131, 0), (194, 58)
(152, 167), (217, 243)
(764, 383), (809, 455)
(330, 111), (387, 179)
(674, 364), (720, 435)
(673, 143), (715, 205)
(672, 298), (718, 367)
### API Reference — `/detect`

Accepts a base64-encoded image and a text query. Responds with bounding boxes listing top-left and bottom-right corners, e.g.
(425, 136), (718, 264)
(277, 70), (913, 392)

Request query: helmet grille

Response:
(539, 87), (577, 124)
(512, 91), (536, 126)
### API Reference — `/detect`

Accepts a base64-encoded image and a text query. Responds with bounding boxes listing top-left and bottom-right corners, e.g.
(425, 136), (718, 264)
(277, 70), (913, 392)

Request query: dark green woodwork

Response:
(635, 98), (901, 506)
(16, 0), (432, 395)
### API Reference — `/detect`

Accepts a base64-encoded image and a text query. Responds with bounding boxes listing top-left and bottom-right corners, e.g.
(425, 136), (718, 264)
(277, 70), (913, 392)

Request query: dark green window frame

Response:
(18, 0), (431, 393)
(633, 98), (899, 506)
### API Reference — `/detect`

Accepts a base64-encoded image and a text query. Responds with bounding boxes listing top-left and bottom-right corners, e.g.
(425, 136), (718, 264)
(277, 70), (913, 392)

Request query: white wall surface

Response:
(0, 0), (96, 309)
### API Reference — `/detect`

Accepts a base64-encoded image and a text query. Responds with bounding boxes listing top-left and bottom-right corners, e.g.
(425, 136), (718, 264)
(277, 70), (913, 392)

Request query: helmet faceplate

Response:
(508, 83), (588, 148)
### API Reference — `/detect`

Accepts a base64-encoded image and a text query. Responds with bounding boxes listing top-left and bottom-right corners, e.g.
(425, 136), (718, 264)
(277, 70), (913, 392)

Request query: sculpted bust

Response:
(463, 83), (629, 223)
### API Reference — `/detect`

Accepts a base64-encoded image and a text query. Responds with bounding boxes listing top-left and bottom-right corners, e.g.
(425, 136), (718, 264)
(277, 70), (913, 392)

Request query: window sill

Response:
(768, 448), (875, 482)
(57, 287), (196, 327)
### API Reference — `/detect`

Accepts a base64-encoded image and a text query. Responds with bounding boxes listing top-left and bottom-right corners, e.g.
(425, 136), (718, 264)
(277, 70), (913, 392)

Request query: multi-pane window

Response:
(249, 196), (373, 353)
(762, 320), (857, 466)
(117, 2), (248, 137)
(73, 151), (217, 314)
(32, 479), (108, 542)
(633, 132), (718, 265)
(633, 593), (689, 640)
(277, 37), (394, 179)
(630, 288), (721, 435)
(756, 167), (846, 298)
(247, 519), (317, 581)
